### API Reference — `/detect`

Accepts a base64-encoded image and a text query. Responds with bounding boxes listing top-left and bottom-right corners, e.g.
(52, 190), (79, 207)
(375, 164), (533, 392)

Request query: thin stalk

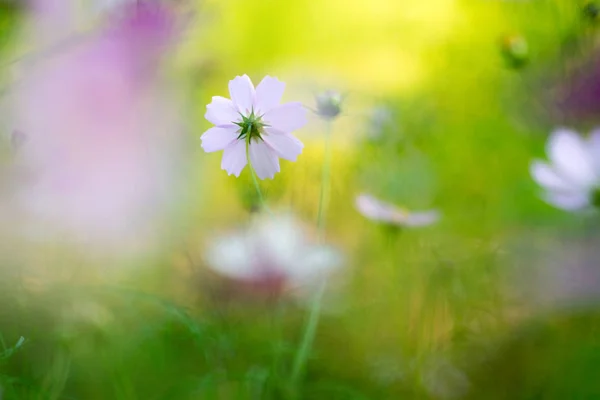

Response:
(290, 281), (326, 385)
(290, 120), (334, 389)
(316, 121), (333, 236)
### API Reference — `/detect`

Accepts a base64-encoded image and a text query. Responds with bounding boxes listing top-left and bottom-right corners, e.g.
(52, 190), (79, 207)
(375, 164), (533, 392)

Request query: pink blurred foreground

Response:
(6, 2), (184, 253)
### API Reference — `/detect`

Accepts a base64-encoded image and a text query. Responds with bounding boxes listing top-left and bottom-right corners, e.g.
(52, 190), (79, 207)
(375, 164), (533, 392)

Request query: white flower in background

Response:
(205, 214), (343, 295)
(530, 128), (600, 211)
(201, 75), (306, 179)
(355, 193), (440, 227)
(315, 89), (343, 120)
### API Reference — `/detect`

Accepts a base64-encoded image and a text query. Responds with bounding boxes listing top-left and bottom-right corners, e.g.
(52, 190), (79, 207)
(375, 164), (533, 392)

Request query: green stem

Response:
(290, 121), (334, 389)
(290, 281), (326, 385)
(316, 121), (333, 236)
(246, 138), (271, 214)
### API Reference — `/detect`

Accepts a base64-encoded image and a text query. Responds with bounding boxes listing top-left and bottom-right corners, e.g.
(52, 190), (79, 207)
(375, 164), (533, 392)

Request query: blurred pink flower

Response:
(530, 128), (600, 211)
(9, 2), (182, 250)
(201, 75), (306, 179)
(355, 194), (440, 227)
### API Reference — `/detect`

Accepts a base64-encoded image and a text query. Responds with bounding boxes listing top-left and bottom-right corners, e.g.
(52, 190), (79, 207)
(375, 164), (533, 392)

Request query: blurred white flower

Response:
(355, 193), (440, 227)
(201, 75), (306, 179)
(315, 90), (343, 120)
(205, 214), (343, 295)
(530, 128), (600, 211)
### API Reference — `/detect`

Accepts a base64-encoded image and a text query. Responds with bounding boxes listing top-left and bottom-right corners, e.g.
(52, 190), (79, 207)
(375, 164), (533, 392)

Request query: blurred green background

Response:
(2, 0), (600, 399)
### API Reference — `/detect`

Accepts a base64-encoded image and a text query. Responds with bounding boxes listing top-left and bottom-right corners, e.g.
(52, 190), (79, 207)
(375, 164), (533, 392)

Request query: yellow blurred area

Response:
(180, 0), (462, 95)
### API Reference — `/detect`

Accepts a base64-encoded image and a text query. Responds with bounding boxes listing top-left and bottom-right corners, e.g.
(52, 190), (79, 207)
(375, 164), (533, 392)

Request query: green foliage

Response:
(2, 0), (600, 398)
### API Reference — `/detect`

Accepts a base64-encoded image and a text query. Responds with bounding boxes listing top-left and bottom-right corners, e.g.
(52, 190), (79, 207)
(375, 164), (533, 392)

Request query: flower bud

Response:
(501, 34), (528, 69)
(315, 90), (343, 120)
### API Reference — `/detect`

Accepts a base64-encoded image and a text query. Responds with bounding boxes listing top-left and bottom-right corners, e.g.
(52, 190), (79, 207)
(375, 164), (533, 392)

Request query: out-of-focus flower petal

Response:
(263, 130), (304, 161)
(254, 75), (285, 114)
(206, 235), (256, 280)
(544, 191), (590, 211)
(263, 102), (307, 133)
(204, 214), (343, 299)
(404, 210), (441, 227)
(356, 194), (439, 227)
(254, 215), (304, 268)
(205, 96), (240, 126)
(229, 75), (255, 115)
(548, 129), (597, 189)
(221, 140), (247, 177)
(355, 194), (398, 222)
(289, 246), (343, 285)
(29, 0), (77, 43)
(9, 2), (183, 251)
(249, 141), (280, 180)
(530, 160), (578, 192)
(201, 126), (238, 152)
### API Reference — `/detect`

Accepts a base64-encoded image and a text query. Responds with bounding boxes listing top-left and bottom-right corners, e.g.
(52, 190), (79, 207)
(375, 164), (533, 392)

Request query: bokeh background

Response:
(1, 0), (600, 399)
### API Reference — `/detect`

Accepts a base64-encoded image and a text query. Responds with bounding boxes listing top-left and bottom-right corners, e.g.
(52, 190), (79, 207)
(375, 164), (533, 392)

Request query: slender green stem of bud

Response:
(290, 121), (334, 392)
(290, 280), (326, 387)
(316, 121), (333, 238)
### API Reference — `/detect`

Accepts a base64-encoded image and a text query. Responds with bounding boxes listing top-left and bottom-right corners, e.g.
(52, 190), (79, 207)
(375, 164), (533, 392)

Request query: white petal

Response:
(355, 193), (435, 227)
(249, 141), (280, 180)
(200, 125), (238, 152)
(287, 246), (343, 285)
(543, 191), (590, 211)
(205, 96), (240, 126)
(530, 160), (577, 192)
(254, 76), (285, 114)
(263, 102), (307, 133)
(263, 129), (304, 161)
(254, 215), (304, 270)
(205, 234), (257, 280)
(228, 75), (255, 115)
(355, 194), (401, 223)
(404, 210), (440, 227)
(221, 140), (247, 177)
(548, 129), (597, 188)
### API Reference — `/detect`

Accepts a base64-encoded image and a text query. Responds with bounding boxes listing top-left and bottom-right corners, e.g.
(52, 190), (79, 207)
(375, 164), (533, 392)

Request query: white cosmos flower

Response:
(205, 214), (342, 294)
(355, 193), (440, 227)
(530, 128), (600, 211)
(201, 75), (307, 179)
